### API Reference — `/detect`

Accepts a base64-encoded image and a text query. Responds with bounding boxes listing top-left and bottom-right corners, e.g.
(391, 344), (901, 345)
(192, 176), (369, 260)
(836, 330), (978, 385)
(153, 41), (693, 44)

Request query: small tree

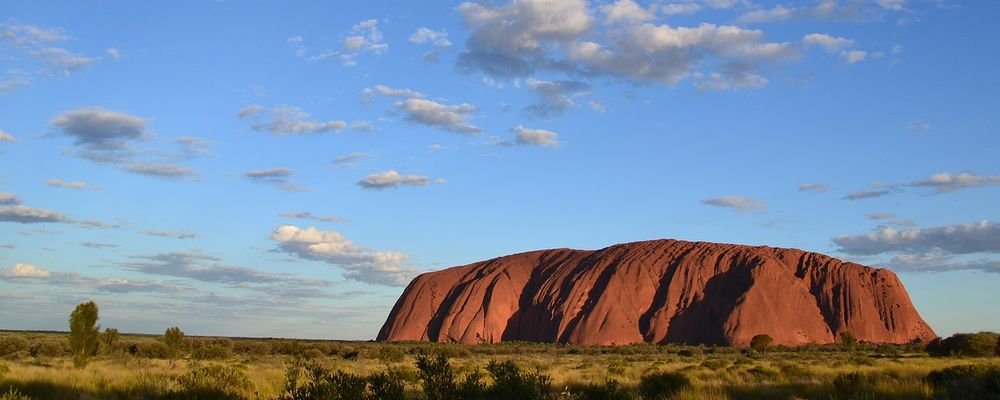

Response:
(69, 301), (100, 368)
(750, 334), (773, 352)
(841, 331), (858, 348)
(101, 328), (119, 354)
(163, 327), (184, 358)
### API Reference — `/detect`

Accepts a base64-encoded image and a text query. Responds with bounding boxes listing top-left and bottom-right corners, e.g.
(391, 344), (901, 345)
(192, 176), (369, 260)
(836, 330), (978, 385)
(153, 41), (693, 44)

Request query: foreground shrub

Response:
(926, 364), (1000, 399)
(281, 361), (406, 400)
(485, 359), (555, 400)
(0, 389), (31, 400)
(0, 336), (30, 357)
(176, 362), (255, 400)
(416, 353), (458, 400)
(833, 372), (875, 397)
(574, 379), (634, 400)
(638, 371), (691, 400)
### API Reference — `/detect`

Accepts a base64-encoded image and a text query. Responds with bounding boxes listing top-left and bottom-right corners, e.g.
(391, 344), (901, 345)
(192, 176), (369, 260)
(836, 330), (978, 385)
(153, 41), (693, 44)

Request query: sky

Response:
(0, 0), (997, 340)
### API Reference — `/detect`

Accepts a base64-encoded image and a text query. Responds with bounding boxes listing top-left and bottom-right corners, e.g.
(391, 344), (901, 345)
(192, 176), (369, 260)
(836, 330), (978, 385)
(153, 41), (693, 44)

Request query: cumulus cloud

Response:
(909, 172), (1000, 193)
(409, 27), (452, 61)
(888, 253), (999, 273)
(524, 79), (590, 118)
(0, 263), (51, 278)
(736, 1), (907, 24)
(238, 105), (346, 135)
(513, 125), (560, 147)
(270, 225), (416, 286)
(45, 178), (87, 189)
(51, 107), (202, 179)
(802, 33), (855, 52)
(357, 170), (434, 190)
(661, 3), (703, 15)
(302, 19), (388, 66)
(798, 183), (829, 193)
(834, 220), (1000, 256)
(0, 129), (16, 143)
(0, 192), (22, 205)
(245, 167), (307, 192)
(281, 211), (346, 223)
(456, 0), (797, 90)
(395, 98), (482, 134)
(701, 196), (766, 213)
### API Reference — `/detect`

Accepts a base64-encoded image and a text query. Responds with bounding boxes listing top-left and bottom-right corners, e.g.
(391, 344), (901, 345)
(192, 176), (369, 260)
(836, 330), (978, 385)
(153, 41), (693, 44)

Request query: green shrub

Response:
(30, 340), (67, 358)
(375, 345), (407, 363)
(928, 332), (1000, 357)
(833, 372), (875, 397)
(0, 336), (30, 357)
(485, 359), (555, 400)
(163, 327), (184, 358)
(367, 370), (406, 400)
(699, 359), (729, 370)
(926, 364), (1000, 399)
(638, 371), (690, 400)
(416, 353), (457, 400)
(749, 334), (773, 352)
(232, 340), (272, 356)
(69, 301), (100, 368)
(101, 328), (119, 354)
(175, 362), (254, 400)
(192, 344), (233, 360)
(840, 331), (857, 347)
(134, 341), (172, 359)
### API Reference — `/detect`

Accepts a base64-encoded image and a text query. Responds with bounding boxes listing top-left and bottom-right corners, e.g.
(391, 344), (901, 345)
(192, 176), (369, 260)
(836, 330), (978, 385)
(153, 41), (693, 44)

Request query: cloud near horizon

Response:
(270, 225), (416, 286)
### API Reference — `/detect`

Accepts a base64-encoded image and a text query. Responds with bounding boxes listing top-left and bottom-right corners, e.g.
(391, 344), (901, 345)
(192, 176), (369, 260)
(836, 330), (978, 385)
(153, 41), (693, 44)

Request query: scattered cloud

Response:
(144, 230), (198, 239)
(238, 105), (346, 135)
(841, 50), (867, 64)
(51, 107), (202, 179)
(0, 205), (71, 224)
(0, 263), (51, 278)
(333, 152), (369, 167)
(82, 242), (119, 249)
(802, 33), (855, 52)
(0, 129), (16, 143)
(0, 23), (101, 91)
(513, 125), (560, 147)
(357, 170), (435, 190)
(834, 220), (1000, 256)
(841, 189), (891, 200)
(601, 0), (657, 24)
(0, 192), (22, 205)
(350, 120), (376, 132)
(661, 3), (703, 15)
(867, 213), (897, 220)
(270, 225), (415, 286)
(96, 279), (179, 294)
(888, 253), (999, 273)
(395, 98), (481, 134)
(45, 178), (86, 190)
(409, 27), (452, 61)
(701, 196), (766, 213)
(281, 211), (346, 223)
(361, 84), (425, 105)
(245, 167), (307, 192)
(906, 121), (932, 132)
(106, 48), (120, 60)
(909, 172), (1000, 193)
(121, 251), (325, 285)
(524, 78), (590, 118)
(302, 19), (388, 66)
(798, 183), (829, 193)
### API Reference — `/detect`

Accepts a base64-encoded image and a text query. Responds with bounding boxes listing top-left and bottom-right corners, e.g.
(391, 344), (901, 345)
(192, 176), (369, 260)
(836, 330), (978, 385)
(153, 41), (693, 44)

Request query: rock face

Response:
(378, 240), (937, 346)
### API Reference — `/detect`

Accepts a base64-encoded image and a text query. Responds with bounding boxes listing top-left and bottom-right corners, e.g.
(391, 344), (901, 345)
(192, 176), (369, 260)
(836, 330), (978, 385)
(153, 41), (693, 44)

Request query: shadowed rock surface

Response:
(378, 239), (936, 346)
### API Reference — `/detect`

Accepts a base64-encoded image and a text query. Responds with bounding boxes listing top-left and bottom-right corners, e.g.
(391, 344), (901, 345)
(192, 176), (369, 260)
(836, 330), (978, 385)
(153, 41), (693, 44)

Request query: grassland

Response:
(1, 331), (998, 399)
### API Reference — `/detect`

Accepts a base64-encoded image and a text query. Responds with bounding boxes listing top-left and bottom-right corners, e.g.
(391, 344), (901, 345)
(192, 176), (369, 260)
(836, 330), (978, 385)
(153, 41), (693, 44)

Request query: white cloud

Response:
(602, 0), (657, 24)
(737, 5), (796, 24)
(350, 120), (376, 132)
(513, 125), (560, 147)
(874, 0), (906, 11)
(52, 107), (147, 148)
(910, 172), (1000, 193)
(0, 205), (70, 224)
(395, 98), (482, 134)
(841, 50), (867, 64)
(906, 121), (932, 132)
(239, 105), (346, 135)
(0, 129), (16, 143)
(361, 84), (425, 105)
(802, 33), (855, 52)
(310, 19), (389, 66)
(30, 47), (94, 75)
(834, 220), (1000, 256)
(106, 48), (120, 60)
(270, 225), (415, 286)
(867, 213), (896, 220)
(409, 27), (452, 61)
(45, 179), (86, 190)
(798, 183), (829, 193)
(357, 170), (433, 190)
(0, 192), (22, 205)
(0, 263), (51, 278)
(661, 3), (703, 15)
(701, 196), (766, 213)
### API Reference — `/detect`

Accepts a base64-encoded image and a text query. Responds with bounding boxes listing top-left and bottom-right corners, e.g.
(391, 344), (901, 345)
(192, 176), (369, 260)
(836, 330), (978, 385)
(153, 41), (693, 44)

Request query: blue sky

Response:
(0, 0), (997, 340)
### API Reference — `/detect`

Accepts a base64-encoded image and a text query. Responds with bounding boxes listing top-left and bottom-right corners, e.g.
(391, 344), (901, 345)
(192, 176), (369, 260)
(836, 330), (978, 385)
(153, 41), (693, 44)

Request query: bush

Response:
(840, 331), (857, 347)
(233, 340), (272, 356)
(30, 340), (68, 358)
(101, 328), (119, 354)
(367, 370), (406, 400)
(575, 379), (634, 400)
(833, 372), (875, 397)
(69, 301), (100, 368)
(416, 353), (457, 400)
(0, 389), (31, 400)
(749, 334), (773, 352)
(0, 336), (30, 357)
(192, 344), (233, 360)
(281, 361), (406, 400)
(926, 364), (1000, 399)
(176, 363), (255, 400)
(375, 345), (407, 363)
(163, 327), (184, 358)
(485, 359), (555, 400)
(133, 341), (172, 359)
(638, 371), (691, 400)
(928, 332), (1000, 357)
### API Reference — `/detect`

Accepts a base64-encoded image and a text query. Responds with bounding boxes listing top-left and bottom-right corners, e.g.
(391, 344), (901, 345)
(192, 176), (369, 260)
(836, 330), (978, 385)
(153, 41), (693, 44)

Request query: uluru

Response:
(378, 239), (936, 347)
